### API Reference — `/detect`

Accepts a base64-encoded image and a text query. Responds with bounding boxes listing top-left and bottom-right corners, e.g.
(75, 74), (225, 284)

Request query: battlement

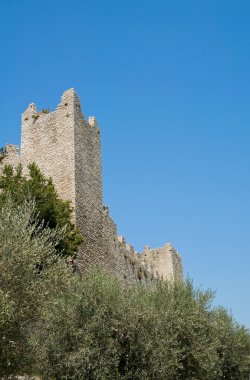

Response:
(60, 88), (81, 107)
(22, 103), (37, 122)
(140, 243), (183, 281)
(18, 89), (104, 142)
(22, 89), (84, 125)
(115, 234), (153, 283)
(1, 88), (184, 284)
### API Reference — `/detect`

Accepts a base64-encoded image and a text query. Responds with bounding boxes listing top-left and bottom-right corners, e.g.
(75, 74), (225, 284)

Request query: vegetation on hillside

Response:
(0, 167), (249, 379)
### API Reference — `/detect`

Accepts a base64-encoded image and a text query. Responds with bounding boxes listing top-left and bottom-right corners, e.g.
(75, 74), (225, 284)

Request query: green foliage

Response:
(41, 108), (50, 114)
(212, 307), (250, 379)
(31, 271), (250, 380)
(0, 195), (249, 379)
(0, 198), (75, 377)
(0, 163), (83, 257)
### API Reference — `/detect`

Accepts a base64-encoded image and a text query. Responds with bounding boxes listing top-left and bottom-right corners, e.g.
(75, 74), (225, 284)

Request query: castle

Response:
(0, 89), (183, 284)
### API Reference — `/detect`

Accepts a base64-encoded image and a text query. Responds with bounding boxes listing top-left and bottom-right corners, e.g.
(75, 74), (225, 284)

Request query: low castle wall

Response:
(102, 207), (153, 284)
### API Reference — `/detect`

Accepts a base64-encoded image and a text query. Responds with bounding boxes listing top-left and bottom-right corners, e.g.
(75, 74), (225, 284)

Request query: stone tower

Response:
(21, 89), (103, 269)
(1, 89), (184, 283)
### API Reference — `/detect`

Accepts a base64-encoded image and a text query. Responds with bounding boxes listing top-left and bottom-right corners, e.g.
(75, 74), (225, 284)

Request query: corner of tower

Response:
(59, 88), (81, 110)
(22, 103), (37, 124)
(164, 243), (184, 282)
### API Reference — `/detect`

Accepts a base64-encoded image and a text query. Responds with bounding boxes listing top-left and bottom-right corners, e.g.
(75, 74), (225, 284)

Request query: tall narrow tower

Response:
(21, 89), (104, 267)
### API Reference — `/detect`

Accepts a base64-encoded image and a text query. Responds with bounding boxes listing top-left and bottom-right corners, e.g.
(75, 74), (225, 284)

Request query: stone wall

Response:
(20, 89), (105, 270)
(74, 109), (104, 270)
(21, 96), (76, 213)
(0, 88), (184, 284)
(102, 207), (152, 284)
(139, 244), (184, 282)
(0, 144), (20, 170)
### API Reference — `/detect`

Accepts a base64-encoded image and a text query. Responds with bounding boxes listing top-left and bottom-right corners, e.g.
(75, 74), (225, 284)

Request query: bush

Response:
(31, 270), (250, 379)
(0, 197), (75, 377)
(0, 195), (249, 379)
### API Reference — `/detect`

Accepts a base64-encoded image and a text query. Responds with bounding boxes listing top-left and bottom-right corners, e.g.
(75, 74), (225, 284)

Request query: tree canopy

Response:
(0, 163), (83, 257)
(0, 170), (249, 379)
(0, 198), (75, 376)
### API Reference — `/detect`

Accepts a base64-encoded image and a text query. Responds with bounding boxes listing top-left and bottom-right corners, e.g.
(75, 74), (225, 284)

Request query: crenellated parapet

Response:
(139, 243), (184, 282)
(102, 206), (153, 284)
(115, 235), (184, 283)
(115, 235), (153, 284)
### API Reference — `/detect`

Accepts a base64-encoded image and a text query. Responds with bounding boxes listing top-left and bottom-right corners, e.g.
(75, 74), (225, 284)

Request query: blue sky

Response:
(0, 0), (249, 327)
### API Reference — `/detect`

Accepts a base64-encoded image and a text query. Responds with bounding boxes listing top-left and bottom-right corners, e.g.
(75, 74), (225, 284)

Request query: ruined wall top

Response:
(58, 88), (81, 110)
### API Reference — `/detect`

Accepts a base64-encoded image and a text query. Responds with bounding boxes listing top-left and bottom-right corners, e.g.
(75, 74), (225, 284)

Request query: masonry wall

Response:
(0, 144), (20, 170)
(20, 89), (105, 269)
(102, 207), (153, 284)
(139, 244), (184, 282)
(21, 94), (76, 213)
(0, 88), (184, 284)
(73, 97), (104, 269)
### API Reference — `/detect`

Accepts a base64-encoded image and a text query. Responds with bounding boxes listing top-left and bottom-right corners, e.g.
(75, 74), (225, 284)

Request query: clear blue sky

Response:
(0, 0), (249, 327)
